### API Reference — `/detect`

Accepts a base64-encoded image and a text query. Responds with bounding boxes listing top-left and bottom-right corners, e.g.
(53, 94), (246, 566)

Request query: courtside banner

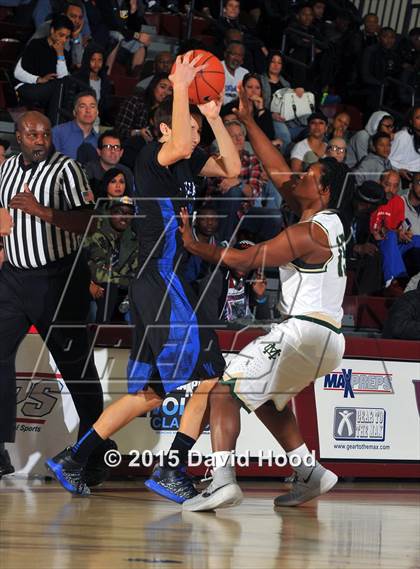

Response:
(314, 358), (420, 461)
(8, 335), (79, 476)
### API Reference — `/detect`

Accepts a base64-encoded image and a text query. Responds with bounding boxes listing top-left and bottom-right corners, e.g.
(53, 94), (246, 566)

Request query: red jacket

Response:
(370, 195), (405, 234)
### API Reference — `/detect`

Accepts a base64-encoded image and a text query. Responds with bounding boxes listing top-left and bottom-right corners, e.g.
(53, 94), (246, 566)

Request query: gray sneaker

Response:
(274, 464), (338, 507)
(183, 466), (243, 512)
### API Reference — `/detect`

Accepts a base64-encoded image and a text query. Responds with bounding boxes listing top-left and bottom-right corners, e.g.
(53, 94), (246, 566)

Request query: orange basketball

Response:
(171, 50), (225, 105)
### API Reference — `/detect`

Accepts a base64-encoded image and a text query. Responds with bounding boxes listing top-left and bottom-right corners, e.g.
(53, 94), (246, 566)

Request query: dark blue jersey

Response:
(134, 141), (208, 267)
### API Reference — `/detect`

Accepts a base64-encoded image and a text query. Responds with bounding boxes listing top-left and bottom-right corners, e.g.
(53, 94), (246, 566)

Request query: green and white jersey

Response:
(278, 210), (347, 323)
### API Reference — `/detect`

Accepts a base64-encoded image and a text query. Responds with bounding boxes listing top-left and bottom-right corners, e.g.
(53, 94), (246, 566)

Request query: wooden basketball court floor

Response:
(1, 478), (419, 569)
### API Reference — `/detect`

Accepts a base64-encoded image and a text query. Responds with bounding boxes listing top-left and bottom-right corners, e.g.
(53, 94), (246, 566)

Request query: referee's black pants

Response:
(0, 254), (104, 443)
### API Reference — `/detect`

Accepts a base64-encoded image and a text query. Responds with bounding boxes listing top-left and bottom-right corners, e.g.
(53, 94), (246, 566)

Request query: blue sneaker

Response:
(46, 448), (90, 496)
(145, 464), (198, 504)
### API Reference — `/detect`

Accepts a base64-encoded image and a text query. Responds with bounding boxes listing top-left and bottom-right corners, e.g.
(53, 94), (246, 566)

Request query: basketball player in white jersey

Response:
(177, 86), (352, 511)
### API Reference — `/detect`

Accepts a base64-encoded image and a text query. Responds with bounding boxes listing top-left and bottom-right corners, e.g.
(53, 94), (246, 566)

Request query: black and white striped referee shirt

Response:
(0, 151), (91, 269)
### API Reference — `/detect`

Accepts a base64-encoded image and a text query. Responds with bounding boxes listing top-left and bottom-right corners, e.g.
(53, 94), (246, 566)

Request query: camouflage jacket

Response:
(85, 217), (138, 288)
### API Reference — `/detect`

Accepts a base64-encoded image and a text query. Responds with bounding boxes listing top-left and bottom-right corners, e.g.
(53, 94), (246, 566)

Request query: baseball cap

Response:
(356, 181), (386, 204)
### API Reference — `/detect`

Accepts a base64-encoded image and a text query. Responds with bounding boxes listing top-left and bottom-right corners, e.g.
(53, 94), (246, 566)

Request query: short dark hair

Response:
(371, 132), (391, 147)
(73, 90), (97, 109)
(50, 14), (74, 33)
(225, 40), (245, 54)
(409, 27), (420, 37)
(66, 0), (83, 10)
(380, 26), (396, 35)
(98, 129), (121, 148)
(153, 99), (201, 130)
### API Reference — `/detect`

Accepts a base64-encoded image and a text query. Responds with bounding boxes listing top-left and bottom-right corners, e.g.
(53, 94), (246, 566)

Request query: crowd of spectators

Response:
(1, 0), (420, 338)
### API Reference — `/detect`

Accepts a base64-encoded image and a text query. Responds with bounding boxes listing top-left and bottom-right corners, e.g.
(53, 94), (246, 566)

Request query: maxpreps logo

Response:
(16, 373), (63, 433)
(333, 407), (386, 441)
(323, 368), (394, 398)
(149, 381), (203, 432)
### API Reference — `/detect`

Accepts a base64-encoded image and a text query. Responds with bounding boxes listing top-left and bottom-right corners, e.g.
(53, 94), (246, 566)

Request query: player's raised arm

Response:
(233, 84), (301, 214)
(179, 207), (330, 273)
(158, 52), (206, 167)
(198, 95), (241, 179)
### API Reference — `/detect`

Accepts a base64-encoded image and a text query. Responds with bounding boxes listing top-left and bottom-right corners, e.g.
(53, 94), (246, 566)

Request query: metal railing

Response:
(351, 0), (420, 34)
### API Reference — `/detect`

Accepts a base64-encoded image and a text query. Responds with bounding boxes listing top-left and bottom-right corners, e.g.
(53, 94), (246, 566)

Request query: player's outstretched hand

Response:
(198, 93), (223, 121)
(179, 207), (194, 249)
(169, 51), (207, 89)
(233, 83), (253, 125)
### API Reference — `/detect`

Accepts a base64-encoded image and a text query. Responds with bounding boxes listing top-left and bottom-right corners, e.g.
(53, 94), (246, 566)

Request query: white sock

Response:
(286, 443), (316, 479)
(212, 451), (232, 471)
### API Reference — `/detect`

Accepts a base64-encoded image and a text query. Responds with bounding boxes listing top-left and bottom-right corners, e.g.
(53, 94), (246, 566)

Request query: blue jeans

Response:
(273, 121), (291, 148)
(378, 231), (420, 284)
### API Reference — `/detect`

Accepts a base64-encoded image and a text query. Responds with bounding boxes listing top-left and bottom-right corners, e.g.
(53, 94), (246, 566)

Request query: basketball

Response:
(171, 50), (225, 105)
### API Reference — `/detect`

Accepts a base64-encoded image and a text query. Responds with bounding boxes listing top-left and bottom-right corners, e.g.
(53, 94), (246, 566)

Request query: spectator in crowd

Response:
(0, 140), (10, 166)
(116, 73), (172, 167)
(136, 51), (174, 90)
(353, 132), (392, 185)
(222, 41), (249, 105)
(403, 171), (420, 234)
(96, 167), (130, 203)
(32, 0), (91, 69)
(346, 110), (394, 168)
(218, 240), (270, 322)
(371, 170), (420, 293)
(61, 43), (113, 124)
(52, 90), (99, 161)
(184, 202), (220, 285)
(290, 111), (328, 172)
(14, 14), (74, 124)
(347, 180), (385, 295)
(327, 111), (351, 142)
(358, 13), (380, 49)
(400, 27), (420, 69)
(261, 51), (293, 107)
(223, 72), (276, 141)
(99, 0), (151, 76)
(382, 280), (420, 340)
(84, 130), (133, 197)
(261, 50), (306, 148)
(215, 0), (268, 73)
(361, 27), (401, 112)
(86, 196), (138, 323)
(326, 137), (347, 162)
(389, 105), (420, 174)
(207, 119), (263, 240)
(311, 0), (327, 33)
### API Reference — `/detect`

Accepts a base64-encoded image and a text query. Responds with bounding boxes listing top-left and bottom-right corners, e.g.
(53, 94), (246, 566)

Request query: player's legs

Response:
(184, 318), (345, 511)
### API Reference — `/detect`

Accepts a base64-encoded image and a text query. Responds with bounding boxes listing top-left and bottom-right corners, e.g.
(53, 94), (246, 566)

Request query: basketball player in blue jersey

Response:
(175, 85), (353, 511)
(46, 51), (241, 498)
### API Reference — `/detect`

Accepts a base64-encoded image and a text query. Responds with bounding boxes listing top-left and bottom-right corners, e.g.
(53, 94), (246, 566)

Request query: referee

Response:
(0, 111), (107, 482)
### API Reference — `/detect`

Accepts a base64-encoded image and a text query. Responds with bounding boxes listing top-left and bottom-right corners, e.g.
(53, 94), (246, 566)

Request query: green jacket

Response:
(85, 217), (138, 288)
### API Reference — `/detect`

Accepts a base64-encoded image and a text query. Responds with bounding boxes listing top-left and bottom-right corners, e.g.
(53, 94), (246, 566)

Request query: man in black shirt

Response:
(46, 52), (241, 501)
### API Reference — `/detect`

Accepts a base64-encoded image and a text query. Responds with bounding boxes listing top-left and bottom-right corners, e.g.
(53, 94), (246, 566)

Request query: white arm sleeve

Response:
(56, 58), (69, 79)
(14, 58), (38, 84)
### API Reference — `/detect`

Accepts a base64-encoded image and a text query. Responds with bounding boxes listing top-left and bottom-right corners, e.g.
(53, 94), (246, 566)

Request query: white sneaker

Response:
(183, 480), (243, 512)
(274, 464), (338, 507)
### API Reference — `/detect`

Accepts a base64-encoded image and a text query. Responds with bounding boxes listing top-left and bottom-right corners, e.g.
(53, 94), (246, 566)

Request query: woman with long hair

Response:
(116, 72), (173, 167)
(260, 51), (307, 148)
(116, 72), (173, 142)
(223, 72), (277, 142)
